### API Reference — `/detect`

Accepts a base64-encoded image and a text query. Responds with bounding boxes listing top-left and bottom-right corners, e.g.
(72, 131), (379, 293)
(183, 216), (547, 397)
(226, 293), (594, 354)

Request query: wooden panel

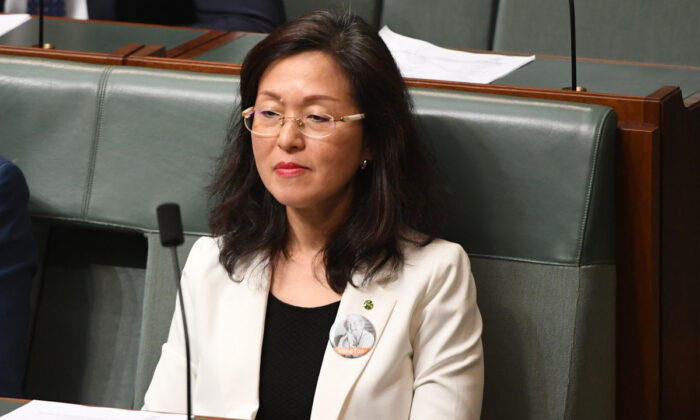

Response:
(174, 32), (247, 59)
(655, 88), (700, 419)
(124, 55), (241, 75)
(130, 44), (167, 58)
(166, 30), (226, 58)
(0, 43), (143, 65)
(405, 78), (657, 124)
(615, 123), (661, 420)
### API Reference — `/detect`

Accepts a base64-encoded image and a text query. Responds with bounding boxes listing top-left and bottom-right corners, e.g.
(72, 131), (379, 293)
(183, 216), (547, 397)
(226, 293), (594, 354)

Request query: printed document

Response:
(0, 14), (31, 37)
(0, 400), (183, 420)
(379, 26), (535, 84)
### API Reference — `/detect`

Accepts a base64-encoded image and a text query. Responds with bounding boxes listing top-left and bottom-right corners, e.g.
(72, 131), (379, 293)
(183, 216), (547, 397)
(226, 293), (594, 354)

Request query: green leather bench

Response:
(0, 55), (616, 419)
(188, 1), (700, 98)
(189, 31), (700, 98)
(282, 0), (700, 67)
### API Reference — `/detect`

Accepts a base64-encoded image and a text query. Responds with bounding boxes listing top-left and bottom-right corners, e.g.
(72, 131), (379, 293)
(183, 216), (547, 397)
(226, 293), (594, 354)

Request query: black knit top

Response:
(256, 293), (341, 420)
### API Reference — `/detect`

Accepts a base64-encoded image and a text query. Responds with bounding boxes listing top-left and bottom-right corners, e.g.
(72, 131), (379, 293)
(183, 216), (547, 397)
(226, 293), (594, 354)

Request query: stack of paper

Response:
(379, 26), (535, 84)
(0, 400), (183, 420)
(0, 14), (31, 38)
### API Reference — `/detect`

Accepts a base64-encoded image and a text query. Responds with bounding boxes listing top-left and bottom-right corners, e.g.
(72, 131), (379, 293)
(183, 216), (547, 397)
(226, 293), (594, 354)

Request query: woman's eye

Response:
(306, 114), (331, 123)
(259, 110), (280, 119)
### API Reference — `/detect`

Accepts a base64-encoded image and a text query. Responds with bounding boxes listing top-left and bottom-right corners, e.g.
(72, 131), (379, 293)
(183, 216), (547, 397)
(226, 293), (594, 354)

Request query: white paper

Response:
(0, 14), (31, 38)
(379, 26), (535, 84)
(0, 400), (185, 420)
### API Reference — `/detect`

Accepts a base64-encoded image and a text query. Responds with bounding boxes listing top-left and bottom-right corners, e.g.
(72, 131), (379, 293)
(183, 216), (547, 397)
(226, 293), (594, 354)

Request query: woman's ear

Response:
(362, 143), (374, 161)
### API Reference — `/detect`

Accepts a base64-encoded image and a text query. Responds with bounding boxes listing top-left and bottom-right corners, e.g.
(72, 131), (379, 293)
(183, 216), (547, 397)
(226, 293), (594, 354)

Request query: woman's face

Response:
(251, 51), (370, 214)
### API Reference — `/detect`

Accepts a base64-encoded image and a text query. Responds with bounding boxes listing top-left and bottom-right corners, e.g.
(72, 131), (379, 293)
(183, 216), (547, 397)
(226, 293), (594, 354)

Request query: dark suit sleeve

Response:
(193, 0), (286, 32)
(0, 158), (38, 398)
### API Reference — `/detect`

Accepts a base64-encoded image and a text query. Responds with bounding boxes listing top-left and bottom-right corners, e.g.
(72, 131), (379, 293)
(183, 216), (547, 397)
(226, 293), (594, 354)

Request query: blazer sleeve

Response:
(409, 243), (484, 420)
(0, 158), (37, 397)
(142, 240), (203, 414)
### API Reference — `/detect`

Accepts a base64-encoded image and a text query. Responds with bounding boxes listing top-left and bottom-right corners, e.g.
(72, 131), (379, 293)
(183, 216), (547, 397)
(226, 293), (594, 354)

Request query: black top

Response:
(256, 293), (340, 420)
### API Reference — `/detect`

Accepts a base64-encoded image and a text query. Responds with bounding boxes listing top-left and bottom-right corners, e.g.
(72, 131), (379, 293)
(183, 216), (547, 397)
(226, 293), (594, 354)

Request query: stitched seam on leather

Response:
(30, 214), (210, 236)
(575, 108), (613, 265)
(467, 252), (578, 267)
(563, 269), (583, 418)
(82, 66), (112, 217)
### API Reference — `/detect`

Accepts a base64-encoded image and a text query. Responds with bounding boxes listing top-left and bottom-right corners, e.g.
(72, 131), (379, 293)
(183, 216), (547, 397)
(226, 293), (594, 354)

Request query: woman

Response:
(143, 10), (483, 420)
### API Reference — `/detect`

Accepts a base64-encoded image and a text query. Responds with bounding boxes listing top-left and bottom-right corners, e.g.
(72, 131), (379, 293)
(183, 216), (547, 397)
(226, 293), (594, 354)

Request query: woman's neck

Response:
(284, 190), (353, 255)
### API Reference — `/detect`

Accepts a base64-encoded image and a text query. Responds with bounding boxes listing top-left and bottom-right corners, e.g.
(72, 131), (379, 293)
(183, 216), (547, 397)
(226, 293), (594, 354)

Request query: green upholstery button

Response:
(363, 300), (374, 310)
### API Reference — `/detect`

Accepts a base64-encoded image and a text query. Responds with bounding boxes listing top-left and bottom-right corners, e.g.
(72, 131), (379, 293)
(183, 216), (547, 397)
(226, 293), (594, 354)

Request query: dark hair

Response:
(209, 10), (444, 293)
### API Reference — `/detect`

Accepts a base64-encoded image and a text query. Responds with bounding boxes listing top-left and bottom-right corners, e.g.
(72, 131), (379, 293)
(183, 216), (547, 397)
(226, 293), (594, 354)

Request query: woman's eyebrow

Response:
(258, 91), (340, 103)
(302, 94), (340, 103)
(258, 90), (282, 100)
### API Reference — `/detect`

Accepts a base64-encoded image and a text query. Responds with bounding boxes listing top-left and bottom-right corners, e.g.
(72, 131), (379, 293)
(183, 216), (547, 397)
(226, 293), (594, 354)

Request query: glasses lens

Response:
(245, 110), (281, 136)
(299, 113), (334, 138)
(243, 110), (336, 138)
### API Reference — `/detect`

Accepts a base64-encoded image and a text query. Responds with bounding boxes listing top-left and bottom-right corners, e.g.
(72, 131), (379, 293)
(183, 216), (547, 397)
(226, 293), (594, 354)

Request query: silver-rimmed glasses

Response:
(242, 107), (365, 139)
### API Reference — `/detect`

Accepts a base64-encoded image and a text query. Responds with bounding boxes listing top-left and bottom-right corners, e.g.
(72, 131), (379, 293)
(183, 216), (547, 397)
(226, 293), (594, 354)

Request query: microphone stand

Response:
(171, 248), (193, 420)
(33, 0), (55, 49)
(157, 203), (193, 420)
(564, 0), (585, 92)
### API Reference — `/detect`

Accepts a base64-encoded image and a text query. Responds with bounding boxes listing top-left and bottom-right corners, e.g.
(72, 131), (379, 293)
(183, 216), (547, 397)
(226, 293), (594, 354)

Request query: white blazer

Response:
(143, 236), (483, 419)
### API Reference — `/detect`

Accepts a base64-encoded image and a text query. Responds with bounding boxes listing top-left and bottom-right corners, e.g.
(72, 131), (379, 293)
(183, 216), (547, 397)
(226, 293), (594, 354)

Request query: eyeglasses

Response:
(242, 107), (365, 139)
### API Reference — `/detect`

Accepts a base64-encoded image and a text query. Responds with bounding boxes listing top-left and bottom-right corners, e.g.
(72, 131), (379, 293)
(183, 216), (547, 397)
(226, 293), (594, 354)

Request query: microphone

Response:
(32, 0), (55, 49)
(156, 203), (192, 420)
(564, 0), (586, 92)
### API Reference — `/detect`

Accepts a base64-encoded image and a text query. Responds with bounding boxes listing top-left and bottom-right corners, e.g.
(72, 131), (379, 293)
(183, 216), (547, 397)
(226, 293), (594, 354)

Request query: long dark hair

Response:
(209, 10), (444, 293)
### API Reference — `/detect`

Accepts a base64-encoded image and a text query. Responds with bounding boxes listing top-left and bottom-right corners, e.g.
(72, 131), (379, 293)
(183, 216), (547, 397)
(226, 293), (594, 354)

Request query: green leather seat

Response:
(412, 88), (616, 419)
(380, 0), (498, 50)
(282, 0), (381, 28)
(0, 56), (615, 419)
(493, 0), (700, 67)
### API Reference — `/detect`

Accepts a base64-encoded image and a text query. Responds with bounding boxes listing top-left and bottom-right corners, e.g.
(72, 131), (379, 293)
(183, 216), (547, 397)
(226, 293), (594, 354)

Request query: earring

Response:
(360, 159), (369, 170)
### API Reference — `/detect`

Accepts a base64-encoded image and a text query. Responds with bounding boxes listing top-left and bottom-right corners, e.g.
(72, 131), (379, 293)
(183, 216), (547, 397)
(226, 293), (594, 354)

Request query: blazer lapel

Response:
(310, 277), (397, 420)
(210, 254), (270, 418)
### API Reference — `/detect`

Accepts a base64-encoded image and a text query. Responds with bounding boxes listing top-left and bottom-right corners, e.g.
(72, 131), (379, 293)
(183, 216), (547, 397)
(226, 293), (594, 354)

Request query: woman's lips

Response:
(274, 162), (308, 176)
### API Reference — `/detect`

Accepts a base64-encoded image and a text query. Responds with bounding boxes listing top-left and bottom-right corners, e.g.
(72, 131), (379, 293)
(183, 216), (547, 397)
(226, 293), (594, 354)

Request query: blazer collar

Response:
(220, 248), (398, 419)
(214, 252), (270, 418)
(310, 271), (397, 420)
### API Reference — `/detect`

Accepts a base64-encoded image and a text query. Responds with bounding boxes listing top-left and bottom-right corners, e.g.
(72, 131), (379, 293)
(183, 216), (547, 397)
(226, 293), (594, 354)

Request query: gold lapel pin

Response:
(363, 299), (374, 310)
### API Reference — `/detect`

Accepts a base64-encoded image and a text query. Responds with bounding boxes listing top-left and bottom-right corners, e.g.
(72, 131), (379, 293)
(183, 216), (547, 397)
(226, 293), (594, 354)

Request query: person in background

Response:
(1, 0), (285, 33)
(143, 10), (483, 420)
(0, 157), (37, 398)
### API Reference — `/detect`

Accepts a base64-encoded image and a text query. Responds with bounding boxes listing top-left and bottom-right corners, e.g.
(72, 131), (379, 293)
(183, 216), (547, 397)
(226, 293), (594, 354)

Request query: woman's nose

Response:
(276, 117), (305, 151)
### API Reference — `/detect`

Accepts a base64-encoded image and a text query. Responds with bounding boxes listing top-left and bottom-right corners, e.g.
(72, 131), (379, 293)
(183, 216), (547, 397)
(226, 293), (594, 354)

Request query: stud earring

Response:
(360, 159), (369, 170)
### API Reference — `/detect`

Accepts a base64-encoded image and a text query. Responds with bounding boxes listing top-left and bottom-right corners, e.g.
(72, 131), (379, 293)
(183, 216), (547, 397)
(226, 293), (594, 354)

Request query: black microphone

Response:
(565, 0), (586, 92)
(32, 0), (55, 49)
(156, 203), (192, 420)
(39, 0), (43, 47)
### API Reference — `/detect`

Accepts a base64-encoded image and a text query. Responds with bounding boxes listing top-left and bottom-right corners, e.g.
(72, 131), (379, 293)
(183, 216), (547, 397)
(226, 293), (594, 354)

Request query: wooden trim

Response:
(683, 91), (700, 109)
(167, 30), (227, 58)
(176, 31), (254, 59)
(658, 87), (700, 419)
(109, 43), (144, 58)
(615, 122), (661, 420)
(124, 55), (242, 75)
(0, 44), (130, 65)
(405, 78), (658, 124)
(130, 44), (167, 58)
(0, 397), (30, 404)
